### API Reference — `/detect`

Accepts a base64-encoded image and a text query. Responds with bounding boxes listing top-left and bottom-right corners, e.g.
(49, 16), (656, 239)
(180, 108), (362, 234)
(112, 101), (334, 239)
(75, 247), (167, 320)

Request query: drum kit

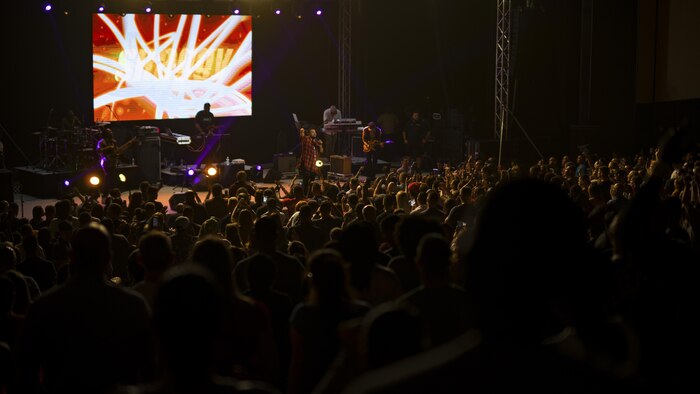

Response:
(35, 123), (110, 171)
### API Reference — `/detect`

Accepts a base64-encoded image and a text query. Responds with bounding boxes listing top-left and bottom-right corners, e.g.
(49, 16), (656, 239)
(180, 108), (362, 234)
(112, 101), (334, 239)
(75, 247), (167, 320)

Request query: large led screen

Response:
(93, 13), (252, 122)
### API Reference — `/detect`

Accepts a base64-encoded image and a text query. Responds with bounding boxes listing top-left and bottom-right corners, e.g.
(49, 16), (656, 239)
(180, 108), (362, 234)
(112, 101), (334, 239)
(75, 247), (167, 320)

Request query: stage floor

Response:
(12, 157), (401, 219)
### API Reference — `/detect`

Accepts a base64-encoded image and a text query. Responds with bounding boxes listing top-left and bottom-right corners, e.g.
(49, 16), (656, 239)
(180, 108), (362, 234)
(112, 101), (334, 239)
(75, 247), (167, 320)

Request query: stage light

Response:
(63, 180), (70, 187)
(145, 7), (152, 13)
(118, 173), (127, 183)
(206, 166), (218, 177)
(44, 4), (53, 12)
(315, 160), (324, 168)
(98, 5), (105, 13)
(89, 176), (101, 186)
(187, 168), (195, 177)
(250, 164), (264, 182)
(316, 10), (323, 16)
(234, 9), (240, 15)
(275, 9), (281, 15)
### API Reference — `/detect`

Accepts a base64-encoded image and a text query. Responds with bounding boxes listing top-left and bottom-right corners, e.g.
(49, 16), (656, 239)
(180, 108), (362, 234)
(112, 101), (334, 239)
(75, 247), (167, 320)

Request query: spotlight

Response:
(315, 160), (324, 168)
(316, 10), (322, 16)
(63, 180), (70, 187)
(234, 9), (240, 15)
(145, 7), (152, 13)
(118, 173), (127, 183)
(44, 4), (53, 12)
(98, 5), (105, 13)
(275, 9), (281, 15)
(206, 166), (218, 177)
(187, 168), (195, 177)
(256, 165), (262, 171)
(89, 176), (101, 186)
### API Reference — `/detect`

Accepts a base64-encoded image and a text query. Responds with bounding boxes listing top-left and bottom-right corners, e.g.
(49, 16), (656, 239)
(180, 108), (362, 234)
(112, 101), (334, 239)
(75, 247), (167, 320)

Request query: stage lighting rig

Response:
(205, 165), (218, 178)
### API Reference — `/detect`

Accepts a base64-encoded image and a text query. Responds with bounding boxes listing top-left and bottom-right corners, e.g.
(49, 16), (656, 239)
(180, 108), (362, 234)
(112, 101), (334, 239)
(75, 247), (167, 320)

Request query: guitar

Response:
(363, 139), (384, 153)
(188, 125), (221, 153)
(98, 136), (139, 170)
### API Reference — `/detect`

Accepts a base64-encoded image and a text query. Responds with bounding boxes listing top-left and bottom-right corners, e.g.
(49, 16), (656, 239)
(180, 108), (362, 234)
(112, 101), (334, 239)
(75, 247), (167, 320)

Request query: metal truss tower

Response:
(338, 0), (352, 117)
(495, 0), (511, 166)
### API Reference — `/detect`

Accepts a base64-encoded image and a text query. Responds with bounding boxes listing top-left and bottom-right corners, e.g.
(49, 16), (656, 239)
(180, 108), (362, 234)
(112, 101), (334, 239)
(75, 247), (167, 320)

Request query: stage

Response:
(11, 154), (392, 199)
(7, 155), (399, 219)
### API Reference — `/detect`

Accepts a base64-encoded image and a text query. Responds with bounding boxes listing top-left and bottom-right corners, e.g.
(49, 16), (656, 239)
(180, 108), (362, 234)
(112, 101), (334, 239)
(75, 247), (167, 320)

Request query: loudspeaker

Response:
(263, 167), (282, 183)
(330, 155), (352, 175)
(351, 136), (363, 158)
(0, 170), (13, 202)
(274, 153), (297, 172)
(169, 192), (187, 212)
(136, 136), (161, 183)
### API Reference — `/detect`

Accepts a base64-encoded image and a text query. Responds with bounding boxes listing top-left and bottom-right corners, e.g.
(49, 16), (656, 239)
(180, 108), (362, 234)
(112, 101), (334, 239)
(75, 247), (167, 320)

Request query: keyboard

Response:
(323, 121), (363, 135)
(160, 132), (191, 145)
(333, 118), (361, 125)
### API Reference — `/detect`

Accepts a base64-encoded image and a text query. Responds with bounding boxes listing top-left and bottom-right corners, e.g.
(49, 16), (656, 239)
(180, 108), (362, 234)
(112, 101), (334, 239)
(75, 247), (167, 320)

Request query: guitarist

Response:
(96, 128), (137, 194)
(192, 102), (221, 161)
(362, 121), (383, 178)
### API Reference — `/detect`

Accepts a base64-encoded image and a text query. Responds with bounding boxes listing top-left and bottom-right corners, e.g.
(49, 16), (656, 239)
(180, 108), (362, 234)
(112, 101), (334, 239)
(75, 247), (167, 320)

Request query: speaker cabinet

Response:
(330, 155), (352, 175)
(0, 170), (13, 202)
(136, 136), (161, 183)
(351, 136), (363, 158)
(274, 153), (297, 173)
(263, 167), (282, 183)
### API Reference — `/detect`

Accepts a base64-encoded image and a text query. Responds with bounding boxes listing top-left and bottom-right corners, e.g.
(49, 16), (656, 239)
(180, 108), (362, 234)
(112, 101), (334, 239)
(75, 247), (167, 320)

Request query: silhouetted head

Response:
(138, 231), (174, 273)
(416, 233), (451, 279)
(463, 179), (589, 344)
(307, 249), (349, 309)
(191, 237), (236, 295)
(153, 265), (224, 380)
(71, 223), (112, 278)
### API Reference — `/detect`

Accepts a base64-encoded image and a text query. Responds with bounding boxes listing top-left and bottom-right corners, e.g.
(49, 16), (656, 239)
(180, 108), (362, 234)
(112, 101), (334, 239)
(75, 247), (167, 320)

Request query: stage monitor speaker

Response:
(0, 170), (13, 202)
(169, 192), (187, 212)
(220, 161), (245, 186)
(330, 155), (352, 175)
(136, 136), (161, 183)
(263, 167), (282, 183)
(274, 153), (297, 173)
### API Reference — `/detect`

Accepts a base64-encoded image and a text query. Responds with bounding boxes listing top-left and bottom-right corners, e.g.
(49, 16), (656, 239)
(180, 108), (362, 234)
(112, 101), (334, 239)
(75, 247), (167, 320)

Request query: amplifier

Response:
(330, 155), (352, 175)
(136, 136), (161, 183)
(274, 153), (297, 173)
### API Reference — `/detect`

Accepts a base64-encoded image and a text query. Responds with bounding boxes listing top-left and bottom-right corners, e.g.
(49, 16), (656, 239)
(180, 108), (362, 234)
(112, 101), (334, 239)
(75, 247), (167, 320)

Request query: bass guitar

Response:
(98, 136), (139, 171)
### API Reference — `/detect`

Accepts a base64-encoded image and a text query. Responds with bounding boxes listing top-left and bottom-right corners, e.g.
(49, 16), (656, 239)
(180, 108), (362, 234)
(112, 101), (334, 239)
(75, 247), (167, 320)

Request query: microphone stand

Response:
(106, 104), (119, 121)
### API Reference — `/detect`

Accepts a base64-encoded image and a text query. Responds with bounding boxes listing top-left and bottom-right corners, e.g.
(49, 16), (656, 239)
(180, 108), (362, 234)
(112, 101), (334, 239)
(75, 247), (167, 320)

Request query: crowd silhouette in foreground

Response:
(0, 127), (699, 393)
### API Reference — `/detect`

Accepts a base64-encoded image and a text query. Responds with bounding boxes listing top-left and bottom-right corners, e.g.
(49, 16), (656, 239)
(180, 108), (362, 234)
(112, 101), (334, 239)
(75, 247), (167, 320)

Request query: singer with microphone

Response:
(297, 128), (322, 197)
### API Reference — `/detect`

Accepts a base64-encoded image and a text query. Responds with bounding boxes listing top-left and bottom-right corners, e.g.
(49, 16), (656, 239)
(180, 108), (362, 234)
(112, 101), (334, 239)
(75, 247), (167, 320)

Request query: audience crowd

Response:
(0, 128), (698, 393)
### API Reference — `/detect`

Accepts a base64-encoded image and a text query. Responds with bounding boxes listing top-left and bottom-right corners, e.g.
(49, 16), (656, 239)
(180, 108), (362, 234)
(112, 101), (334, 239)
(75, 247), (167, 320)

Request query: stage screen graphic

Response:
(93, 13), (252, 122)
